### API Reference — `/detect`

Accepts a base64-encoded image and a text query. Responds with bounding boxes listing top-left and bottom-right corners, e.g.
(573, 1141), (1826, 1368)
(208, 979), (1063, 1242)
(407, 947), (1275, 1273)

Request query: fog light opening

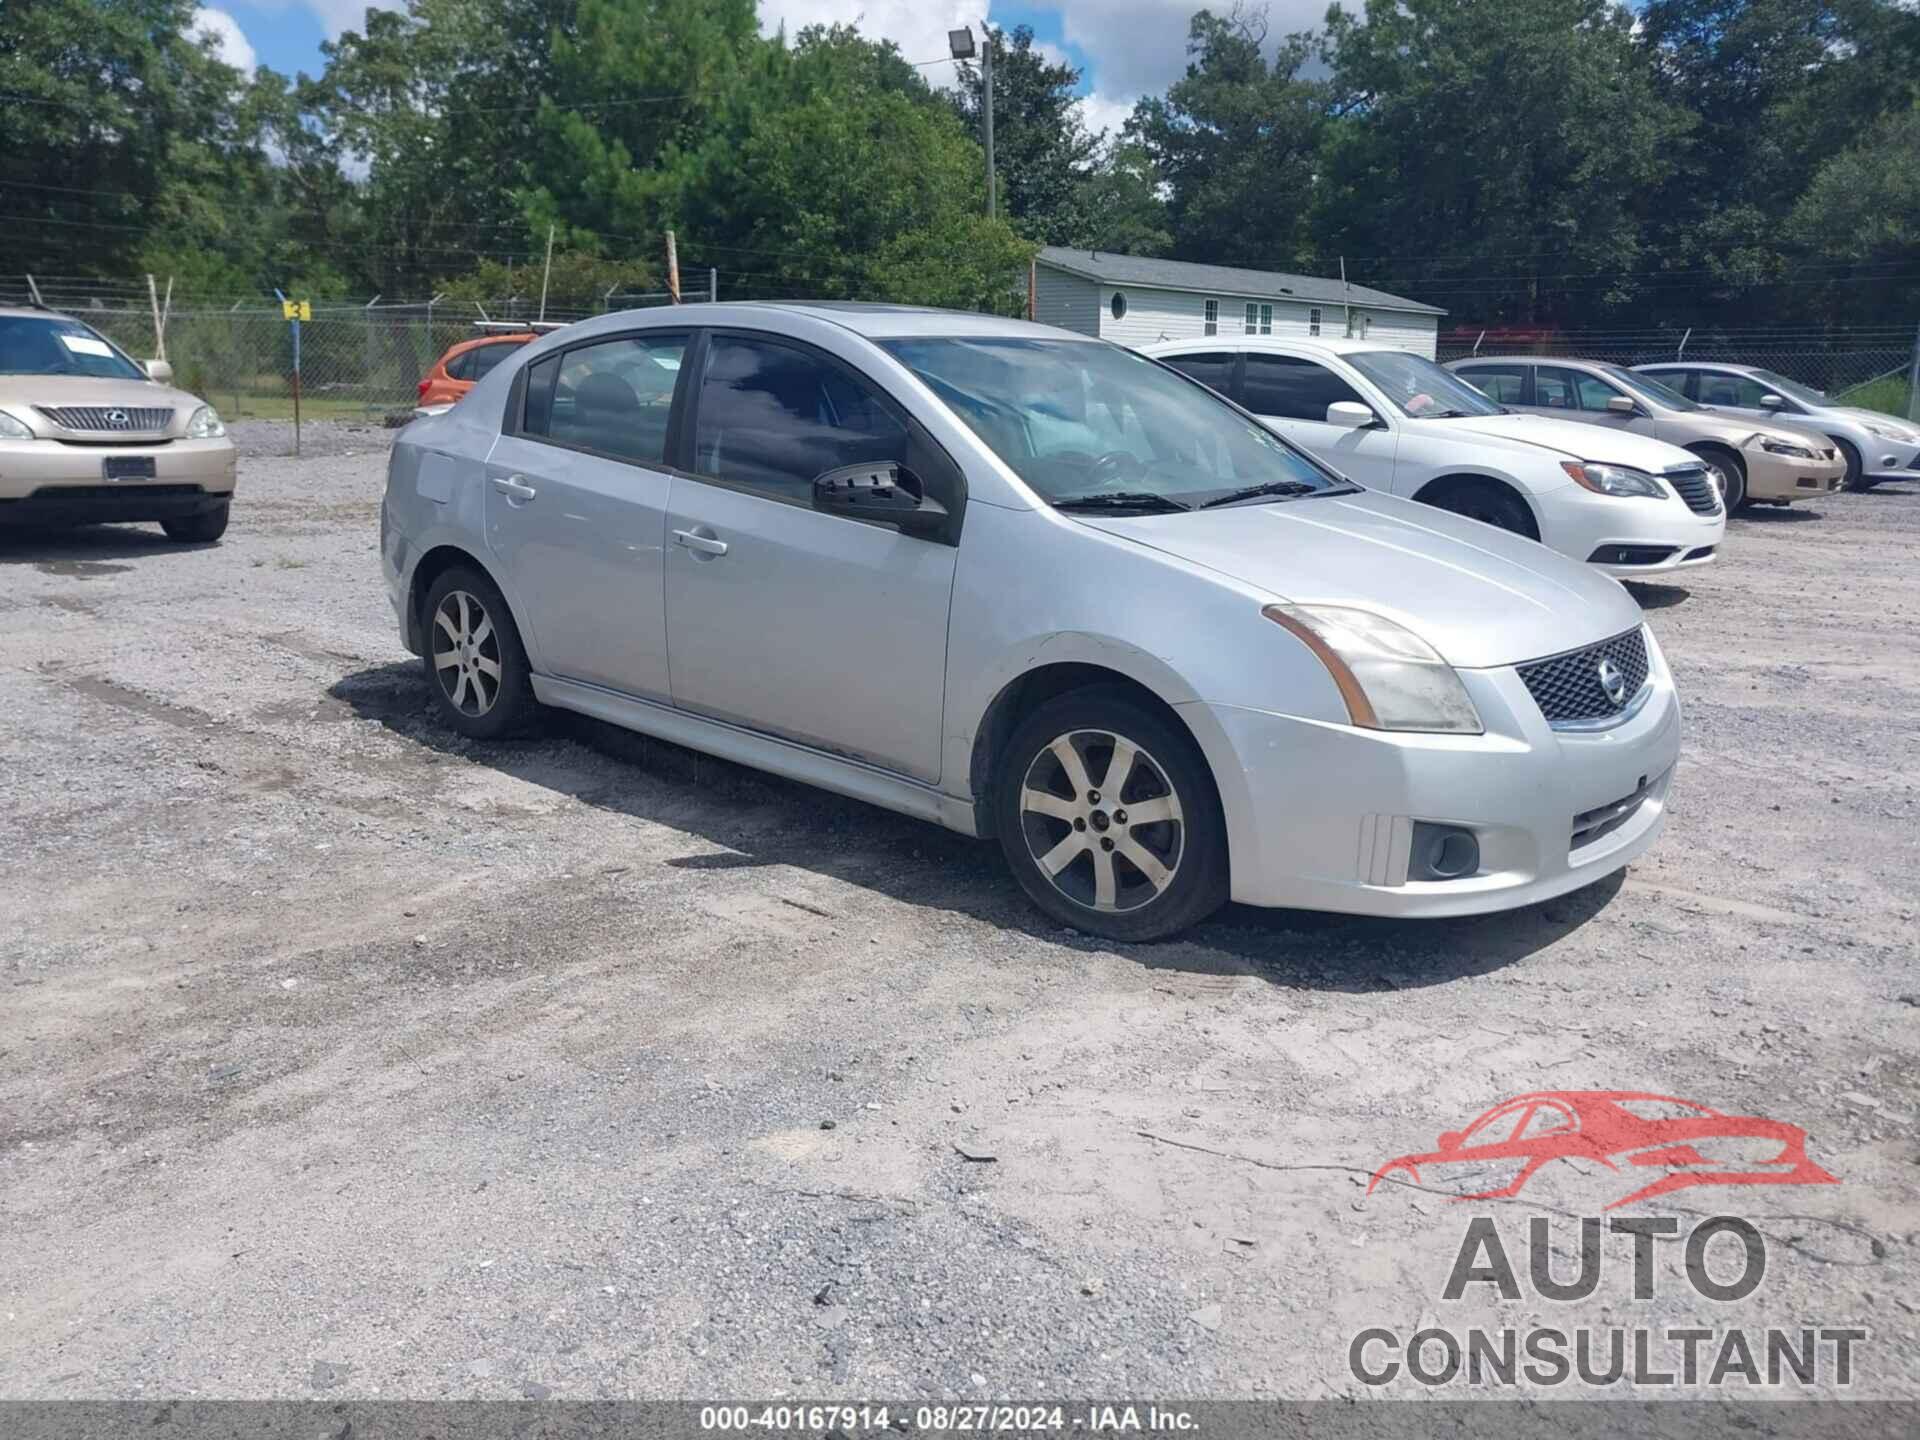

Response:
(1410, 822), (1481, 882)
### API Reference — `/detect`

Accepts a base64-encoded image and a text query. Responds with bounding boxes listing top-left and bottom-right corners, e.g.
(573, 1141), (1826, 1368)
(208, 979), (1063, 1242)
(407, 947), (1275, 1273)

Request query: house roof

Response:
(1035, 246), (1445, 317)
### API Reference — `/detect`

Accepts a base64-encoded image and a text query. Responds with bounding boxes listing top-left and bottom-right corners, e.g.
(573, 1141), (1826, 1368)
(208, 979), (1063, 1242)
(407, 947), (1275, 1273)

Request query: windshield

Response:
(0, 315), (146, 379)
(1747, 368), (1828, 408)
(1345, 350), (1503, 418)
(1603, 365), (1698, 411)
(880, 337), (1353, 507)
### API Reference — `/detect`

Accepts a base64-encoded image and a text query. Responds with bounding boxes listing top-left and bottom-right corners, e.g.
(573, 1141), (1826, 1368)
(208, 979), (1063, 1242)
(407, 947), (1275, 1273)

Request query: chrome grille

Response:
(1517, 628), (1650, 726)
(34, 405), (173, 433)
(1664, 463), (1722, 516)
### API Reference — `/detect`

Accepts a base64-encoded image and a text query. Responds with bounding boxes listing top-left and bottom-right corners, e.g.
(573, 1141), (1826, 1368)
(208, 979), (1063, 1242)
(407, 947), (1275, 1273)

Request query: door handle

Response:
(491, 475), (537, 501)
(673, 528), (729, 557)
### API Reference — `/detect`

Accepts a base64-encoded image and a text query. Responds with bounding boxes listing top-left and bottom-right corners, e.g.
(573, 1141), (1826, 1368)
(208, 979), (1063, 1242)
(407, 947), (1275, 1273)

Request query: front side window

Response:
(0, 315), (144, 379)
(1693, 371), (1775, 409)
(1570, 372), (1625, 412)
(881, 337), (1348, 508)
(1533, 366), (1579, 410)
(1203, 299), (1219, 337)
(1345, 350), (1503, 419)
(693, 335), (907, 501)
(523, 332), (687, 464)
(1242, 354), (1365, 420)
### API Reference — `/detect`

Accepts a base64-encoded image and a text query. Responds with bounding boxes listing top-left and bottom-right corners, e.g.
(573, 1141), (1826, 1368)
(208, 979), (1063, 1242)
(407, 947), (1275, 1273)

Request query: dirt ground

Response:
(2, 420), (1916, 1407)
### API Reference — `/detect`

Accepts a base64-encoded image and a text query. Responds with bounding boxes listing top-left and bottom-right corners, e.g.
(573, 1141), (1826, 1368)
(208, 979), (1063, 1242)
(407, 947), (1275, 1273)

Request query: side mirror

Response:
(812, 461), (949, 537)
(1759, 394), (1784, 410)
(1326, 400), (1378, 430)
(1605, 394), (1637, 415)
(143, 359), (174, 384)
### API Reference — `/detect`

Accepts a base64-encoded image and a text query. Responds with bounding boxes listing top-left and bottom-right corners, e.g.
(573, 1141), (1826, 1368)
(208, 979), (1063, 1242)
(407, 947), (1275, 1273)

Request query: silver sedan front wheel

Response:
(431, 588), (504, 717)
(1019, 728), (1186, 914)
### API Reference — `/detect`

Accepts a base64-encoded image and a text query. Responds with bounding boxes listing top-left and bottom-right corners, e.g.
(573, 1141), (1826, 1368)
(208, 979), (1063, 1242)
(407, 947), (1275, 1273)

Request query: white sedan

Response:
(1144, 338), (1727, 579)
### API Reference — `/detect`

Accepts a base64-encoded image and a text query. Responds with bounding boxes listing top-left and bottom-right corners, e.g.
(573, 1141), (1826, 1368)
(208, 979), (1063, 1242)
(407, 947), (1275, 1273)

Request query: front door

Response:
(483, 330), (689, 701)
(663, 333), (957, 784)
(1240, 353), (1401, 491)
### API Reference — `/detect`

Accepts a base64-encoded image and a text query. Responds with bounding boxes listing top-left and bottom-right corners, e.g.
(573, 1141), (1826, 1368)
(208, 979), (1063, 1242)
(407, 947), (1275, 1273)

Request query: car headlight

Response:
(1262, 604), (1483, 734)
(0, 409), (34, 440)
(1753, 435), (1815, 458)
(186, 405), (227, 438)
(1862, 419), (1918, 443)
(1561, 460), (1666, 498)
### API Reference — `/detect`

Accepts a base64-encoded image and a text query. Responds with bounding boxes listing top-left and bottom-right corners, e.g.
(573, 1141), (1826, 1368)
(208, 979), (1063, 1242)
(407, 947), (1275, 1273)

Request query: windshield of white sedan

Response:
(0, 315), (145, 379)
(1345, 350), (1503, 418)
(880, 337), (1351, 509)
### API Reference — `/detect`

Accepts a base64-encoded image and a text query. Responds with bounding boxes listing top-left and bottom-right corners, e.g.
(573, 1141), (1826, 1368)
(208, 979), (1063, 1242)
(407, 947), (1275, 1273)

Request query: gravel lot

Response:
(2, 420), (1917, 1405)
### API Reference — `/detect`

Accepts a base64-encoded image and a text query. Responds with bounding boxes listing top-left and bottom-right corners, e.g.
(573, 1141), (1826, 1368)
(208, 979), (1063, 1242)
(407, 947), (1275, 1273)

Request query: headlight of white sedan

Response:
(1262, 604), (1483, 735)
(0, 409), (34, 440)
(186, 405), (227, 438)
(1561, 460), (1667, 499)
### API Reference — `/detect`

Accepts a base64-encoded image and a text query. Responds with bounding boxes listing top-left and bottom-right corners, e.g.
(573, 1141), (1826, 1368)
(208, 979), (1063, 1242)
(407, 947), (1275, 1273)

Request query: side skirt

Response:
(533, 674), (980, 838)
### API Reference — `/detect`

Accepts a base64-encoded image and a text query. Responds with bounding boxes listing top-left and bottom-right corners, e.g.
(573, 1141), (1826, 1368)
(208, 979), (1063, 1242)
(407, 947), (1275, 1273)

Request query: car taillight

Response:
(417, 377), (431, 398)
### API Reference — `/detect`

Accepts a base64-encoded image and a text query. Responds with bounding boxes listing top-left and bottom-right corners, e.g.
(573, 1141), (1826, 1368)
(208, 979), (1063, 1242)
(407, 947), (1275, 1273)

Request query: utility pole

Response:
(983, 27), (995, 219)
(665, 229), (682, 304)
(537, 224), (555, 322)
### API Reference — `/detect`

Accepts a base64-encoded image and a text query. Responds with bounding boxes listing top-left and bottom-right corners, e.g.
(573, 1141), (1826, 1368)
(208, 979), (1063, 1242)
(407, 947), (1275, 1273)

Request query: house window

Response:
(1309, 307), (1322, 337)
(1361, 315), (1371, 339)
(1110, 291), (1128, 322)
(1244, 303), (1272, 335)
(1203, 299), (1218, 336)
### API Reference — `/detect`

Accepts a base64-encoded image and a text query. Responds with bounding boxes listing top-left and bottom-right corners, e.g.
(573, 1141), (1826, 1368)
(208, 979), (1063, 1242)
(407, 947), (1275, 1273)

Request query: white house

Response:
(1031, 246), (1445, 359)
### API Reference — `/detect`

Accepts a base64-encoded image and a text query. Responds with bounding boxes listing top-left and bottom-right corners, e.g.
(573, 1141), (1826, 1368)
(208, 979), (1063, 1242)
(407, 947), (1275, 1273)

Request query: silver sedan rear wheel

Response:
(1018, 728), (1185, 914)
(431, 588), (503, 717)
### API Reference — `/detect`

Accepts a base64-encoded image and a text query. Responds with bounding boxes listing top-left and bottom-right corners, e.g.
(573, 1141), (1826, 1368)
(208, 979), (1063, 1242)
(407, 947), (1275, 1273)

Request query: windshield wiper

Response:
(1052, 491), (1192, 513)
(1199, 480), (1323, 509)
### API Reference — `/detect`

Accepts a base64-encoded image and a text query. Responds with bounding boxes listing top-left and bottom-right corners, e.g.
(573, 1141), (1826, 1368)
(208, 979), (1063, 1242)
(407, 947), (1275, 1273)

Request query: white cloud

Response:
(195, 7), (258, 72)
(759, 1), (978, 74)
(1076, 90), (1138, 141)
(1050, 0), (1340, 99)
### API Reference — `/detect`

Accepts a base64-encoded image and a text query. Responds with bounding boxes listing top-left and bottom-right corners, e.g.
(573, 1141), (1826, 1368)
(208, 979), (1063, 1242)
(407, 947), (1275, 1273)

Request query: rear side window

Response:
(523, 333), (688, 464)
(691, 335), (908, 501)
(1457, 364), (1525, 404)
(443, 348), (476, 381)
(1161, 352), (1237, 400)
(468, 342), (518, 381)
(1242, 354), (1365, 421)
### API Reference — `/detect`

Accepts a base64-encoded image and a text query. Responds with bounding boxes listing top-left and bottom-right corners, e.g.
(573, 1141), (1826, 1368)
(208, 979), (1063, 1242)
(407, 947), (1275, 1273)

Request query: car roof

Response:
(1452, 355), (1622, 368)
(1148, 336), (1391, 358)
(1634, 361), (1756, 374)
(566, 300), (1085, 344)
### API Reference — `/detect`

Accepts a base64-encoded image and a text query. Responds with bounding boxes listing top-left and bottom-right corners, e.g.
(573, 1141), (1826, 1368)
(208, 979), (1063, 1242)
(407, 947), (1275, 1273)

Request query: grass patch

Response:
(1832, 372), (1914, 419)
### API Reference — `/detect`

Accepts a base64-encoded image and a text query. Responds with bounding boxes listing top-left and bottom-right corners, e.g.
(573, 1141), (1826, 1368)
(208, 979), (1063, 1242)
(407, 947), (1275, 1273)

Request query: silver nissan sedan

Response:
(381, 303), (1680, 941)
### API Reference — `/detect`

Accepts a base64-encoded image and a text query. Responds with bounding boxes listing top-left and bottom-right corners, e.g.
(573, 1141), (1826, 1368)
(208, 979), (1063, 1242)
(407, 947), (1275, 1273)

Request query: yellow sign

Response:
(281, 300), (312, 321)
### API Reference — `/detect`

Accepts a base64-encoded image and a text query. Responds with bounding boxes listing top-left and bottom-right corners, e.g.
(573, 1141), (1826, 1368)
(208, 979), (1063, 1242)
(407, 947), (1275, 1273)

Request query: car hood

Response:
(1075, 489), (1643, 669)
(1828, 406), (1920, 438)
(1433, 413), (1697, 471)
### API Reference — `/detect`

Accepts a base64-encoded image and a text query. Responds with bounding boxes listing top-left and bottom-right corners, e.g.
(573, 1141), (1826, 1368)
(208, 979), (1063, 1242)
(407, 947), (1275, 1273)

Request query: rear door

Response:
(661, 332), (958, 783)
(1240, 353), (1399, 490)
(483, 330), (690, 701)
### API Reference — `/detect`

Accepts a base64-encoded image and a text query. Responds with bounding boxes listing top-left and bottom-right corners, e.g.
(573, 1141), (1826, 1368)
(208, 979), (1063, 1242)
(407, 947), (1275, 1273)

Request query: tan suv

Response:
(0, 306), (237, 541)
(1449, 356), (1847, 511)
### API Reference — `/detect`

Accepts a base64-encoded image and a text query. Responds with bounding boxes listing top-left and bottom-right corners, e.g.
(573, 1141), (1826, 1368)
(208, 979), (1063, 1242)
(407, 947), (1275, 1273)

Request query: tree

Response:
(1129, 8), (1328, 270)
(1067, 142), (1173, 257)
(951, 25), (1101, 244)
(1788, 104), (1920, 268)
(1314, 0), (1692, 323)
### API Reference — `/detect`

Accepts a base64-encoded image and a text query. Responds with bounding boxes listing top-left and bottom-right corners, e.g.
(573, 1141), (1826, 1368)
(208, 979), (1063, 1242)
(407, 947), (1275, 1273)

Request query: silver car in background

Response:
(1633, 361), (1920, 492)
(382, 304), (1679, 940)
(1448, 355), (1847, 509)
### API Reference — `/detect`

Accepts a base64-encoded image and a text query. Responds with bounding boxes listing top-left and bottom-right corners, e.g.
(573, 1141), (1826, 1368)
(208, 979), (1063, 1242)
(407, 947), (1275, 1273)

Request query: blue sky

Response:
(189, 2), (1346, 139)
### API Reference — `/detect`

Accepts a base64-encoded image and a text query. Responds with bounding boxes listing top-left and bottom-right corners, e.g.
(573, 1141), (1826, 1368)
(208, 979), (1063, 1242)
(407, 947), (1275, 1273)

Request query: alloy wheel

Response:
(431, 589), (503, 717)
(1018, 728), (1185, 913)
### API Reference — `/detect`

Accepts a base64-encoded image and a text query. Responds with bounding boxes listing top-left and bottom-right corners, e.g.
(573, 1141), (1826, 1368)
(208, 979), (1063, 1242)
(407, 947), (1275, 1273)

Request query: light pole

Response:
(949, 25), (994, 218)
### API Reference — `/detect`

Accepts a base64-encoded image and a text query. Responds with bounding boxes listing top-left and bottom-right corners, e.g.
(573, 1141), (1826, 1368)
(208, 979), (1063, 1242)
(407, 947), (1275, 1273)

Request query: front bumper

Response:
(1194, 628), (1681, 917)
(1537, 482), (1726, 579)
(1744, 446), (1846, 502)
(1863, 436), (1920, 481)
(0, 437), (236, 524)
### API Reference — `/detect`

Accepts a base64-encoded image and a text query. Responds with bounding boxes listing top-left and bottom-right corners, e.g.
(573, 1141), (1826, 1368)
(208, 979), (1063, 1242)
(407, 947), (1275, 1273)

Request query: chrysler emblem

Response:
(1597, 657), (1628, 706)
(105, 409), (129, 427)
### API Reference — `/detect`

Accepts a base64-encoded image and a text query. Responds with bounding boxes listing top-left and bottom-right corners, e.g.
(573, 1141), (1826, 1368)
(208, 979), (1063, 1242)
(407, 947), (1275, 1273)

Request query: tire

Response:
(160, 500), (230, 543)
(1833, 437), (1873, 493)
(420, 565), (540, 740)
(1690, 446), (1746, 511)
(993, 686), (1228, 942)
(1423, 480), (1535, 538)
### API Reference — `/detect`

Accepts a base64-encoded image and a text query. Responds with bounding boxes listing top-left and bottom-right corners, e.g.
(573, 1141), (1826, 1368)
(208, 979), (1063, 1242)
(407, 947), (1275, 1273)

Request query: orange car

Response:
(417, 332), (535, 407)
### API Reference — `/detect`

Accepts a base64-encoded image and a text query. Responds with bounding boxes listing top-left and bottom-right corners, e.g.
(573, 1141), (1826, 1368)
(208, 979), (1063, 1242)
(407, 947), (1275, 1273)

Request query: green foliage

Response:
(434, 253), (659, 308)
(951, 25), (1102, 246)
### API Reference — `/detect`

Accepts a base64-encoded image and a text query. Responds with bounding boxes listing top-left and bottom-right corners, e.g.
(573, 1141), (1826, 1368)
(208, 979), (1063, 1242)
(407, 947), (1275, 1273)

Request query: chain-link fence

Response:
(1436, 327), (1920, 419)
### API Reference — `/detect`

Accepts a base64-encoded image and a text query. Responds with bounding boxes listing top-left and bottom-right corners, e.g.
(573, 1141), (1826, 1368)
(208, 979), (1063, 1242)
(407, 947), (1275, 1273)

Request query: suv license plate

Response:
(103, 456), (157, 481)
